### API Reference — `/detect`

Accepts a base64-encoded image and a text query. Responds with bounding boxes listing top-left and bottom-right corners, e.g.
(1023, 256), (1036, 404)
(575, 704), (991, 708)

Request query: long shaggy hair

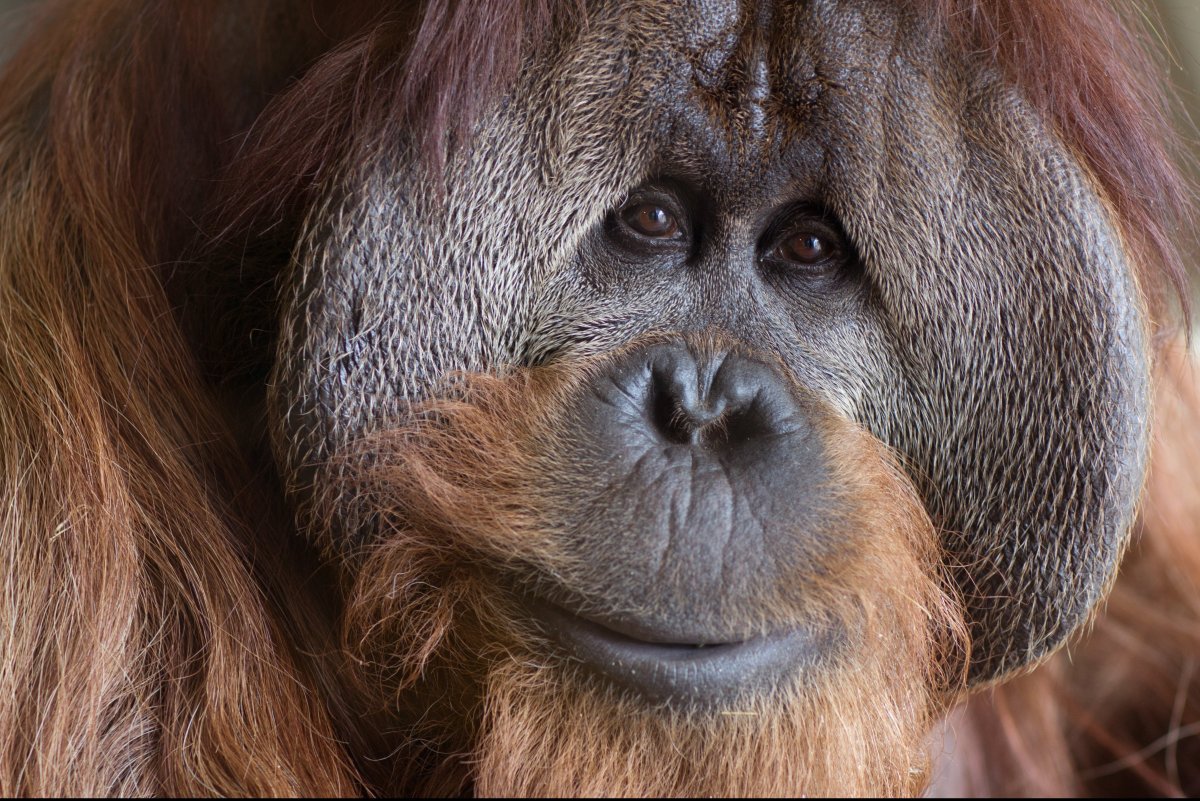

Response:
(0, 0), (1195, 796)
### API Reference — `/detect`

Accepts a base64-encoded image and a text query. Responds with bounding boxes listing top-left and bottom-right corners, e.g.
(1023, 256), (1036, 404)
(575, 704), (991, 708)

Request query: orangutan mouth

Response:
(528, 598), (819, 707)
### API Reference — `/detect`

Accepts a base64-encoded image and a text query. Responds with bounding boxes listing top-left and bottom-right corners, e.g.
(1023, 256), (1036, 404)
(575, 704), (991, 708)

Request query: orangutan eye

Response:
(621, 203), (681, 239)
(778, 233), (829, 264)
(767, 221), (845, 274)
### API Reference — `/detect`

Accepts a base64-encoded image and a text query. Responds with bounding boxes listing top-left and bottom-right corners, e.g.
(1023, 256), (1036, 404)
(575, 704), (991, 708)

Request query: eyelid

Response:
(765, 208), (838, 244)
(622, 189), (682, 215)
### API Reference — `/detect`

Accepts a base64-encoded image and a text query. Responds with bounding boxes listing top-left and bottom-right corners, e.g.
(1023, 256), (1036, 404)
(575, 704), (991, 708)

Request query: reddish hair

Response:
(920, 1), (1191, 327)
(0, 2), (369, 793)
(220, 1), (1192, 325)
(0, 0), (1194, 795)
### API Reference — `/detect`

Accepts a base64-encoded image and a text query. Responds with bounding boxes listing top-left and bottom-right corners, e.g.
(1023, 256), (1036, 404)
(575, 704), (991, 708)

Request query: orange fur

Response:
(338, 355), (968, 795)
(0, 1), (1195, 796)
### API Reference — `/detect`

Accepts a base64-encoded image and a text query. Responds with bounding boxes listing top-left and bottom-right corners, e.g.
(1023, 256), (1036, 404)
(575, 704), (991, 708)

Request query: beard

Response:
(330, 359), (967, 796)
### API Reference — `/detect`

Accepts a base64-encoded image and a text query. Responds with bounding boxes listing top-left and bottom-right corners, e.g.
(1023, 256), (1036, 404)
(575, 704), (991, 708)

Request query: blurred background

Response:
(0, 0), (29, 58)
(1158, 2), (1200, 143)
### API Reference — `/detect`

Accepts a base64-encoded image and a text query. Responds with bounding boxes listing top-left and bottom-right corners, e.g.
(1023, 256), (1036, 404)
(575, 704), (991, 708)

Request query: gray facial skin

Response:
(271, 0), (1149, 694)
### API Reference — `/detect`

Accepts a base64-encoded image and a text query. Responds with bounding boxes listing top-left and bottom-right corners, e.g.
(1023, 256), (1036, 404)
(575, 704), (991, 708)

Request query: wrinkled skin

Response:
(274, 0), (1147, 696)
(0, 0), (1179, 794)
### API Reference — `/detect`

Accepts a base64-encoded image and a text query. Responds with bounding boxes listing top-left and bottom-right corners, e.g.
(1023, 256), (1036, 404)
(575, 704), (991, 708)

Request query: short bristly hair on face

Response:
(0, 0), (1196, 797)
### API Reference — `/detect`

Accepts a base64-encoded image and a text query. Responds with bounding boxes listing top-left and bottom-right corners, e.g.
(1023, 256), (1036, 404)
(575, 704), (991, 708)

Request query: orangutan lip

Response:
(527, 599), (817, 707)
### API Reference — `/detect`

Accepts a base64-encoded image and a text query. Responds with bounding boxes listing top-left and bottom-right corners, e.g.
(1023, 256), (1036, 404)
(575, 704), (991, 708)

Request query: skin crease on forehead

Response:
(3, 0), (1197, 794)
(273, 0), (1149, 691)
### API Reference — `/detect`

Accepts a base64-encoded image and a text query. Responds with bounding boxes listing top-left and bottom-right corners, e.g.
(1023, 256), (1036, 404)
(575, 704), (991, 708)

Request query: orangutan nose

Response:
(539, 338), (830, 705)
(643, 343), (805, 454)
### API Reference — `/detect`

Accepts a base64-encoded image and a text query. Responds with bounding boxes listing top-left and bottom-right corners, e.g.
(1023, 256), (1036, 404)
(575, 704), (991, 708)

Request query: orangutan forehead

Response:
(658, 0), (902, 153)
(478, 0), (951, 212)
(396, 0), (1186, 314)
(608, 0), (914, 117)
(672, 0), (901, 82)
